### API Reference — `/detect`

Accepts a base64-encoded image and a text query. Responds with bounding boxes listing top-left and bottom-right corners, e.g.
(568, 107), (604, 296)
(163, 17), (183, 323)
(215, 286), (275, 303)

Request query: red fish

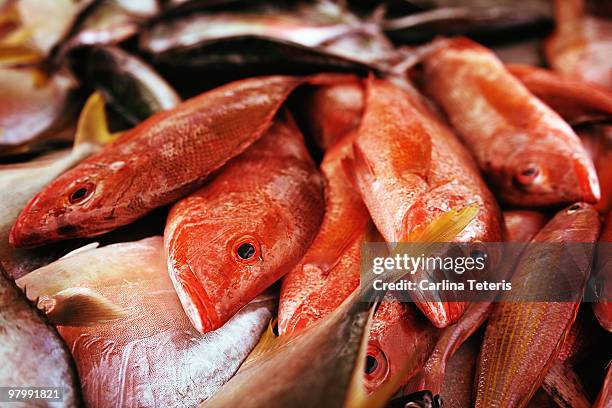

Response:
(278, 131), (370, 336)
(545, 0), (612, 90)
(300, 83), (364, 150)
(277, 131), (438, 393)
(346, 77), (501, 328)
(593, 212), (612, 331)
(579, 125), (612, 213)
(164, 116), (324, 333)
(475, 203), (601, 408)
(421, 37), (600, 207)
(502, 210), (548, 243)
(10, 74), (354, 247)
(508, 64), (612, 125)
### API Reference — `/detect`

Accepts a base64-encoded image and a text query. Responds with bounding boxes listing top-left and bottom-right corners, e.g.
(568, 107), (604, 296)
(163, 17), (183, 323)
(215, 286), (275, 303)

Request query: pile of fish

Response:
(0, 0), (610, 407)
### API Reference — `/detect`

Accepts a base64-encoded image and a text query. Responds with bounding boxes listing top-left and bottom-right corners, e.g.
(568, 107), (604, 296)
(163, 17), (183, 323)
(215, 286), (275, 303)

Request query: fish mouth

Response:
(166, 255), (221, 333)
(8, 218), (43, 248)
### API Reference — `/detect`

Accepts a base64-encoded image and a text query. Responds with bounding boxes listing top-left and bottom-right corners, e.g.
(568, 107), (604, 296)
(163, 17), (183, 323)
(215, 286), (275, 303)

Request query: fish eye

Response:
(68, 182), (95, 204)
(364, 345), (388, 386)
(514, 163), (541, 186)
(365, 355), (378, 375)
(232, 236), (261, 263)
(567, 203), (585, 213)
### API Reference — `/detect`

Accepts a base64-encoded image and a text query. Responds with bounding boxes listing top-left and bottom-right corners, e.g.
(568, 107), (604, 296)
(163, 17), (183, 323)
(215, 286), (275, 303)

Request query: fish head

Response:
(364, 301), (434, 393)
(10, 159), (134, 247)
(500, 144), (600, 206)
(165, 188), (313, 333)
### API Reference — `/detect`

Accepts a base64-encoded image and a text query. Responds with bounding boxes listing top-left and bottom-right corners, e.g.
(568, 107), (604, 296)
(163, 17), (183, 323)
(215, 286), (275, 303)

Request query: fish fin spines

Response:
(40, 287), (125, 326)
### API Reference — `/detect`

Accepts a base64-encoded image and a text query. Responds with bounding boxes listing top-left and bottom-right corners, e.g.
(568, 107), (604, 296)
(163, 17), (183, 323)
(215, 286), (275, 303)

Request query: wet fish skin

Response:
(502, 210), (548, 243)
(508, 64), (612, 125)
(421, 37), (600, 207)
(165, 116), (324, 334)
(278, 131), (369, 336)
(593, 212), (612, 331)
(578, 125), (612, 214)
(474, 203), (601, 408)
(0, 272), (81, 408)
(16, 237), (273, 408)
(300, 83), (364, 150)
(438, 335), (480, 408)
(10, 74), (347, 248)
(348, 77), (501, 328)
(545, 0), (612, 90)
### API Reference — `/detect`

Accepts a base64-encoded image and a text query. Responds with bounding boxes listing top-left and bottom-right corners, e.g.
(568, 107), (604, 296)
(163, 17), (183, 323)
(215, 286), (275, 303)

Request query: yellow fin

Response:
(74, 92), (119, 148)
(39, 287), (125, 326)
(240, 318), (282, 369)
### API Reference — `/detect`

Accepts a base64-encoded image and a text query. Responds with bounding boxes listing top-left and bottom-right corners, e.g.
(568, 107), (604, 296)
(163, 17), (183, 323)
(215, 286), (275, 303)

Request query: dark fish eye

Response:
(232, 236), (261, 263)
(68, 183), (95, 204)
(567, 203), (584, 213)
(365, 355), (378, 375)
(237, 243), (256, 259)
(364, 345), (388, 386)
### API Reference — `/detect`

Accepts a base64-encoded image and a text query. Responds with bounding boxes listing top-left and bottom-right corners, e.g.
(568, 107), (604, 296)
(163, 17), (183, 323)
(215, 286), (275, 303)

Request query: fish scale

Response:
(10, 75), (339, 247)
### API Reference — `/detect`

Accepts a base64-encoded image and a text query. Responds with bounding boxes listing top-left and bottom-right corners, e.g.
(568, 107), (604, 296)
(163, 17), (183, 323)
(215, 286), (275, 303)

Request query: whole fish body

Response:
(0, 272), (81, 408)
(16, 237), (274, 408)
(165, 116), (325, 334)
(474, 203), (601, 408)
(421, 37), (600, 207)
(278, 131), (370, 336)
(508, 64), (612, 125)
(545, 0), (612, 90)
(347, 77), (501, 328)
(10, 74), (352, 248)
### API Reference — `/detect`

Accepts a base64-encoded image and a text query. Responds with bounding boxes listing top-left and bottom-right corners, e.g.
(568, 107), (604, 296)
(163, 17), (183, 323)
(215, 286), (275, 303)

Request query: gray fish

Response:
(0, 272), (81, 408)
(67, 45), (181, 124)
